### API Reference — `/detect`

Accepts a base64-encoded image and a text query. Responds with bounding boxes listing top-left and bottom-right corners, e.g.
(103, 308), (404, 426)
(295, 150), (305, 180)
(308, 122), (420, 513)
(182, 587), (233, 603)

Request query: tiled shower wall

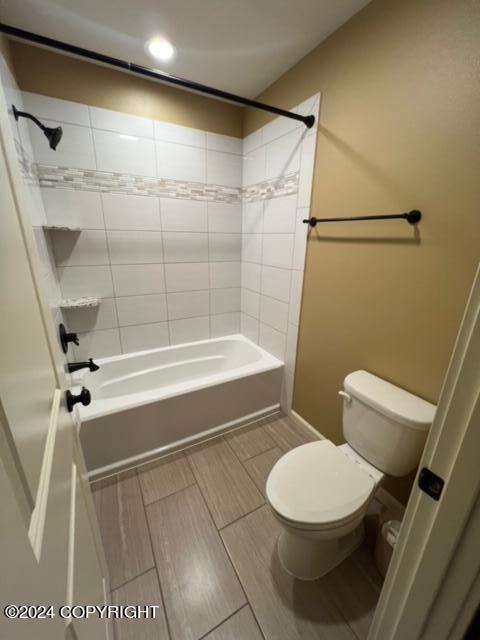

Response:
(0, 56), (64, 333)
(20, 91), (243, 358)
(3, 72), (319, 413)
(241, 94), (320, 410)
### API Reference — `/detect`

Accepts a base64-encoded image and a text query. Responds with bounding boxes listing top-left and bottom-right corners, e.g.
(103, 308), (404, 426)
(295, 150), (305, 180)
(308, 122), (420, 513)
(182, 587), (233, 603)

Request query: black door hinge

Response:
(418, 467), (444, 501)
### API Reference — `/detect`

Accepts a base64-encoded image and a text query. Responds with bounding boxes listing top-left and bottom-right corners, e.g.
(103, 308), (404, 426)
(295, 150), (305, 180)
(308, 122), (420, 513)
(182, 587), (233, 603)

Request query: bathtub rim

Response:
(73, 333), (283, 421)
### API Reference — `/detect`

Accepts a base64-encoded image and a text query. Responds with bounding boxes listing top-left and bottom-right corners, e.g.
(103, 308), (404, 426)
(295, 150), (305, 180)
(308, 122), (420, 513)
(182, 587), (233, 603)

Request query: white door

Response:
(0, 82), (109, 640)
(369, 265), (480, 639)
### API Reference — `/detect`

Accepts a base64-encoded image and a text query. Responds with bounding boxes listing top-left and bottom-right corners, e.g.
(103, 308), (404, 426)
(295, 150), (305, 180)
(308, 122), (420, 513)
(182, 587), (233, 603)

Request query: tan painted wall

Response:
(8, 41), (243, 136)
(244, 0), (480, 503)
(0, 35), (15, 74)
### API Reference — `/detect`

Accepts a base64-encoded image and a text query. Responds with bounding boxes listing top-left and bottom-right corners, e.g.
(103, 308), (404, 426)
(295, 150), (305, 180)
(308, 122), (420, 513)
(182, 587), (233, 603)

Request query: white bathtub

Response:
(76, 335), (283, 476)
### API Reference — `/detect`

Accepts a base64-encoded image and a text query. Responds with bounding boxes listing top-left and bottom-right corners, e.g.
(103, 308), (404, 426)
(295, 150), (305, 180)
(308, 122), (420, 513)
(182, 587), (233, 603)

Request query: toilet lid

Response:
(266, 440), (375, 526)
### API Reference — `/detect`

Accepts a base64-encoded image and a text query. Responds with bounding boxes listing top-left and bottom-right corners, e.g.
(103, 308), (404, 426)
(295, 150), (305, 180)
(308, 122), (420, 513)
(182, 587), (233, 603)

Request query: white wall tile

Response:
(242, 145), (265, 187)
(112, 264), (165, 296)
(116, 294), (168, 326)
(243, 129), (263, 155)
(207, 150), (242, 187)
(120, 322), (169, 353)
(169, 316), (210, 345)
(240, 313), (259, 343)
(208, 202), (242, 232)
(241, 288), (260, 318)
(154, 121), (205, 147)
(206, 133), (242, 155)
(93, 129), (156, 176)
(210, 288), (240, 314)
(284, 322), (300, 412)
(261, 266), (291, 302)
(209, 233), (242, 261)
(296, 93), (321, 128)
(262, 112), (300, 146)
(167, 290), (209, 320)
(242, 233), (262, 263)
(22, 91), (90, 126)
(65, 297), (118, 333)
(102, 193), (160, 230)
(241, 262), (261, 292)
(297, 132), (317, 208)
(89, 106), (154, 137)
(292, 209), (309, 271)
(107, 230), (163, 264)
(210, 262), (241, 288)
(242, 201), (263, 234)
(52, 229), (109, 267)
(288, 270), (304, 326)
(58, 266), (114, 298)
(156, 141), (206, 182)
(211, 312), (240, 337)
(260, 295), (289, 333)
(160, 198), (207, 232)
(263, 194), (297, 233)
(74, 328), (121, 360)
(163, 232), (208, 263)
(262, 234), (294, 269)
(29, 120), (96, 170)
(41, 188), (104, 229)
(165, 263), (209, 292)
(259, 323), (286, 361)
(265, 129), (303, 180)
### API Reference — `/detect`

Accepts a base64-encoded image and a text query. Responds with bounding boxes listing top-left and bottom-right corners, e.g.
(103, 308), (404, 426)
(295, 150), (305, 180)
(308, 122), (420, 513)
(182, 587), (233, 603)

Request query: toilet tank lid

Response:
(344, 370), (436, 431)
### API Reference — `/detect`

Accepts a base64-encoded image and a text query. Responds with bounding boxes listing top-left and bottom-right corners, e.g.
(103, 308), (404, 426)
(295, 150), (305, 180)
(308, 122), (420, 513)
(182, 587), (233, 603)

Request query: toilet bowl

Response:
(266, 440), (383, 579)
(266, 370), (436, 580)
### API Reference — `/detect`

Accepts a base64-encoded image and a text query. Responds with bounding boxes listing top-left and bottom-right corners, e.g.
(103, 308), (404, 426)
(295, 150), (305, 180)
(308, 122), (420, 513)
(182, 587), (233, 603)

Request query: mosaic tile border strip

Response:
(36, 164), (299, 203)
(15, 139), (38, 186)
(243, 173), (298, 202)
(16, 143), (298, 203)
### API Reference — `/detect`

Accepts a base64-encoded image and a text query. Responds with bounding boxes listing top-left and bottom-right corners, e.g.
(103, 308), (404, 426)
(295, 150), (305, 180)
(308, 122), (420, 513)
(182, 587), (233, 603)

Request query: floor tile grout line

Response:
(223, 424), (278, 464)
(139, 474), (174, 640)
(110, 565), (156, 594)
(217, 502), (267, 533)
(196, 604), (247, 640)
(140, 480), (198, 509)
(191, 469), (268, 640)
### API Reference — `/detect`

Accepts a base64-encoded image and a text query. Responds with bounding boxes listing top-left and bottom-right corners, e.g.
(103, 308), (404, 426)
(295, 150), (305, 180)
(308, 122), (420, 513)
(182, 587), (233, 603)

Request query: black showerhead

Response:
(43, 125), (63, 150)
(12, 104), (63, 150)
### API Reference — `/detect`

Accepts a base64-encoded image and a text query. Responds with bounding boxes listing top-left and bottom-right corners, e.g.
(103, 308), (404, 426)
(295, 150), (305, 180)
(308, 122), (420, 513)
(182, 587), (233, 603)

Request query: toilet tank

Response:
(341, 371), (436, 477)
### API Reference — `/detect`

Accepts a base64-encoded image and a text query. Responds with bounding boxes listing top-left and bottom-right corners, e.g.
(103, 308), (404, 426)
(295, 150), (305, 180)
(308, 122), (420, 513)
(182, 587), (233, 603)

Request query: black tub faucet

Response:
(67, 358), (100, 374)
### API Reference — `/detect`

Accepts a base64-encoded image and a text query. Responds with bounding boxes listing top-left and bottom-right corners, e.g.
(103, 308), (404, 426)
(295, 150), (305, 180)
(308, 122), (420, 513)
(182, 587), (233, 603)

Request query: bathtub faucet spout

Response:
(67, 358), (100, 373)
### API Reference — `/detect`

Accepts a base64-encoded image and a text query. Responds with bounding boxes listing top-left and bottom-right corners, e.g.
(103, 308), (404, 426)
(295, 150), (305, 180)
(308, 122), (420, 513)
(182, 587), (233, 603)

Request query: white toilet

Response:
(266, 370), (436, 580)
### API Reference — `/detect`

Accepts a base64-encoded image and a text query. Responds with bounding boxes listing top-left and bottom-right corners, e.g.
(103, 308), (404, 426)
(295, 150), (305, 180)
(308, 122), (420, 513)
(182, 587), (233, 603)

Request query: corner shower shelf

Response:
(59, 297), (101, 309)
(42, 224), (81, 231)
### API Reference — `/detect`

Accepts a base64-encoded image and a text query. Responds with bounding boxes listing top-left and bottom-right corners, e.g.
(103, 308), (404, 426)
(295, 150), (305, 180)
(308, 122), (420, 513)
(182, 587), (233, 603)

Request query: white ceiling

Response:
(0, 0), (370, 97)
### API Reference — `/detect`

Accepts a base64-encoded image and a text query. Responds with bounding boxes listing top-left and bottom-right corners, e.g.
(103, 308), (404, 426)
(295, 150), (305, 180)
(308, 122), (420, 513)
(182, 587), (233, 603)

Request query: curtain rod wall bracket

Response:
(0, 23), (316, 128)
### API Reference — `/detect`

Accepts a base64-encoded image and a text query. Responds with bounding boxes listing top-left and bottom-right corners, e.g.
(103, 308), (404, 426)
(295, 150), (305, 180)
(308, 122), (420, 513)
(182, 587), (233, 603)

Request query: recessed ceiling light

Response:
(146, 38), (175, 62)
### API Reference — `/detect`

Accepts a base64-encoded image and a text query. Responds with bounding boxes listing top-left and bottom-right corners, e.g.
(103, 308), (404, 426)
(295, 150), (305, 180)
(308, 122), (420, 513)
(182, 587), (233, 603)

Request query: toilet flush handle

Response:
(338, 390), (352, 405)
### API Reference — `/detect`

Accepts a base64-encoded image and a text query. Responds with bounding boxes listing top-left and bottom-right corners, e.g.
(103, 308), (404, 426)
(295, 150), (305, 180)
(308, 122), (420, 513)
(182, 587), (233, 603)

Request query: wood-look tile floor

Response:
(92, 412), (382, 640)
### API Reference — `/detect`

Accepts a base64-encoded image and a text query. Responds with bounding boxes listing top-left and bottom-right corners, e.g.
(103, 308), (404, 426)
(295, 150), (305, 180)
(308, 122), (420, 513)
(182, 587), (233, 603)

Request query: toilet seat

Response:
(266, 440), (375, 530)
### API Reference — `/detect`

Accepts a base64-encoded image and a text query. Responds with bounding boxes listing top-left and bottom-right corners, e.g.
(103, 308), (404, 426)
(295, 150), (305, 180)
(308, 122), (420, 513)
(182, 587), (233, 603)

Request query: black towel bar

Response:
(303, 210), (422, 227)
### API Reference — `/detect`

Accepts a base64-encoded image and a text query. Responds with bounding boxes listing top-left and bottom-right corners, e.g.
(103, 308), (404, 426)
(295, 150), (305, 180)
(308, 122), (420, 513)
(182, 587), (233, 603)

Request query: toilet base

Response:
(277, 523), (365, 580)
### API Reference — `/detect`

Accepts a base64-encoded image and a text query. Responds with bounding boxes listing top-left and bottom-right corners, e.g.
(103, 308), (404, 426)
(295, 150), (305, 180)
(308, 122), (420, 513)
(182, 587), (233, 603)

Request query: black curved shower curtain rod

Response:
(0, 23), (316, 129)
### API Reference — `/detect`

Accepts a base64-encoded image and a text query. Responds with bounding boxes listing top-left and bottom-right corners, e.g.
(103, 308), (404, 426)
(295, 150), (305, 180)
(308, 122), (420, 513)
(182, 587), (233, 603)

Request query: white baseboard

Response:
(290, 410), (323, 440)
